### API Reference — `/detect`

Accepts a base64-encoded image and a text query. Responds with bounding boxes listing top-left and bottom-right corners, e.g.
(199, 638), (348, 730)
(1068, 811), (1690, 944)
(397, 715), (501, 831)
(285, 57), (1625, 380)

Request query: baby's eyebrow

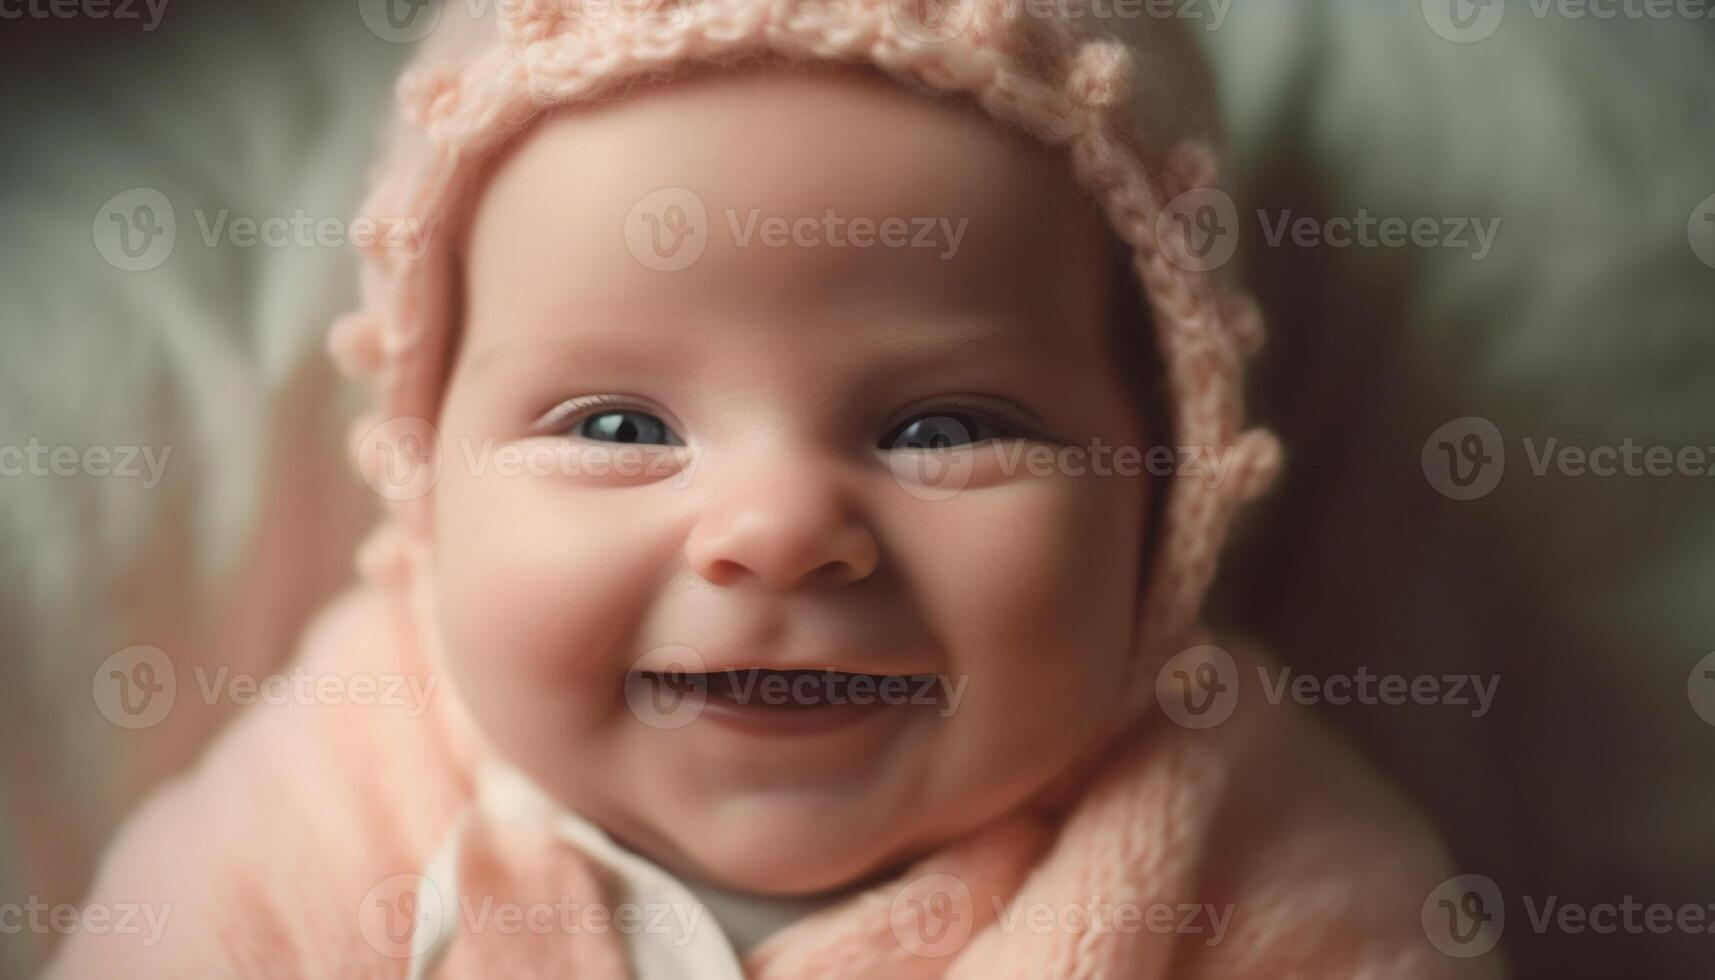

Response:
(466, 317), (1029, 367)
(460, 315), (1045, 384)
(864, 322), (1040, 364)
(461, 331), (678, 380)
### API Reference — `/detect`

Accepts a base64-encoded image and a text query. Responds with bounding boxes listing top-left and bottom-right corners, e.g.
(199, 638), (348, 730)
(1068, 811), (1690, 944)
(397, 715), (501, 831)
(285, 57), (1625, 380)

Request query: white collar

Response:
(408, 758), (842, 979)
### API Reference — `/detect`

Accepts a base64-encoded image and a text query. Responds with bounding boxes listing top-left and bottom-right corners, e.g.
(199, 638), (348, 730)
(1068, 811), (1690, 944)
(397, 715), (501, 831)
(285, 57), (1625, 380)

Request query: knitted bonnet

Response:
(325, 0), (1280, 719)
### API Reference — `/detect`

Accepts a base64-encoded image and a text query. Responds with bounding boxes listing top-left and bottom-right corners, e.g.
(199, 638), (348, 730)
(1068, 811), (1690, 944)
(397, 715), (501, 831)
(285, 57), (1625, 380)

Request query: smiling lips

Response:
(637, 667), (939, 736)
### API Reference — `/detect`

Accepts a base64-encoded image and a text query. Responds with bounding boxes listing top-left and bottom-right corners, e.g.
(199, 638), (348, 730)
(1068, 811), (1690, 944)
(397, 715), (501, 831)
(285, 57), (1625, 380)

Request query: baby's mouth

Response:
(637, 667), (941, 735)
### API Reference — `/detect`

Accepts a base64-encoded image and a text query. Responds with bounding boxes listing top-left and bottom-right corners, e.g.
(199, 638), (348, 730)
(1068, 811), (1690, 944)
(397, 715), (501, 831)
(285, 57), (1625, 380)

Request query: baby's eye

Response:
(883, 412), (1013, 450)
(574, 409), (683, 446)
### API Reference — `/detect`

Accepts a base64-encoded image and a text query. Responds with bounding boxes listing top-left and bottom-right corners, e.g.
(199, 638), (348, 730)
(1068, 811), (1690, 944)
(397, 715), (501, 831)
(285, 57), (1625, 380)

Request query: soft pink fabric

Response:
(47, 583), (1498, 978)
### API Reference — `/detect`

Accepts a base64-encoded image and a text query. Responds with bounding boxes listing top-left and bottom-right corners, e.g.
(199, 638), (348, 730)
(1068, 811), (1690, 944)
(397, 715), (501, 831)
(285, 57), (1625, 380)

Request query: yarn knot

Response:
(1065, 39), (1130, 112)
(397, 65), (464, 127)
(327, 311), (387, 379)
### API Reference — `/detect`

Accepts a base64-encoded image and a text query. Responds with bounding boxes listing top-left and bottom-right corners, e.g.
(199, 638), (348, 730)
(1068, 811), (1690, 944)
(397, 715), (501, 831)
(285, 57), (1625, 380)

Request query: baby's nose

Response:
(685, 460), (879, 590)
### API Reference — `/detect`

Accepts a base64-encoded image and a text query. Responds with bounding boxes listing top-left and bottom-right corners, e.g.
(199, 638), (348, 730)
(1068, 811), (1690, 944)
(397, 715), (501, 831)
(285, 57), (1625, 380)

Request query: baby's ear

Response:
(397, 437), (444, 554)
(1104, 236), (1166, 435)
(348, 413), (443, 508)
(344, 407), (445, 587)
(399, 491), (438, 541)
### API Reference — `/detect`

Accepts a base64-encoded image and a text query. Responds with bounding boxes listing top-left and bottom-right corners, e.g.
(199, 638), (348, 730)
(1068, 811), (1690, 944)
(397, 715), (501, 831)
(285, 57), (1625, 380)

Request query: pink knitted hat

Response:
(326, 0), (1280, 718)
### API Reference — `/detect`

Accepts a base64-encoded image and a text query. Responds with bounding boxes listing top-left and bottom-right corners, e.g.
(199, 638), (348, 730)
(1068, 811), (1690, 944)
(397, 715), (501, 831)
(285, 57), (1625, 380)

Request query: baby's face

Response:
(431, 63), (1151, 894)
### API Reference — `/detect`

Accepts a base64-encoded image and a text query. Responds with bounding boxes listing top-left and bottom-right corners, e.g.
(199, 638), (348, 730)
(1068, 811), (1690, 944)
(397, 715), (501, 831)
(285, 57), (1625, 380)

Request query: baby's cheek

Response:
(432, 462), (678, 691)
(899, 471), (1143, 759)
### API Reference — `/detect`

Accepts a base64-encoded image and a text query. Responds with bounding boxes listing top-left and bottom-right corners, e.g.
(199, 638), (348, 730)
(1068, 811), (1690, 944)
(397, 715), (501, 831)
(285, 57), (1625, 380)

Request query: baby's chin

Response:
(642, 789), (940, 896)
(627, 750), (1066, 897)
(594, 690), (970, 893)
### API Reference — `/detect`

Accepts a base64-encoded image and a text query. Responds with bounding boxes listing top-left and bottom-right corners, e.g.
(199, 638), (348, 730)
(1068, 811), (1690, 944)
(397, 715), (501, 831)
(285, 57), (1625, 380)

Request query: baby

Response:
(48, 2), (1504, 978)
